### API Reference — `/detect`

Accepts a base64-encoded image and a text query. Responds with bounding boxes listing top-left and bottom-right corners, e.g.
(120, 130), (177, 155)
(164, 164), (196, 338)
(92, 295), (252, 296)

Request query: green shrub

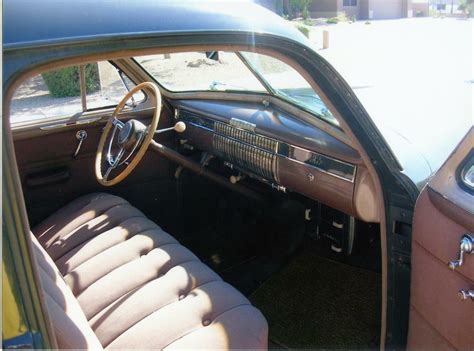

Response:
(295, 23), (310, 38)
(326, 17), (339, 24)
(415, 10), (424, 17)
(337, 12), (349, 22)
(42, 63), (100, 98)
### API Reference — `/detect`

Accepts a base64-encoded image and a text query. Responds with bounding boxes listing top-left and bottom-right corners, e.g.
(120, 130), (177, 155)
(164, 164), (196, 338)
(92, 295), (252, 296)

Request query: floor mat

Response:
(221, 256), (285, 296)
(250, 251), (381, 349)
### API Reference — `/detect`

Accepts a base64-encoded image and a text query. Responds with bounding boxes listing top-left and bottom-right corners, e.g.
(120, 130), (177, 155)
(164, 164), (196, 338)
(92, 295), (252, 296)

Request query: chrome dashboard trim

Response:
(177, 108), (356, 183)
(280, 155), (356, 183)
(229, 118), (256, 133)
(286, 144), (357, 183)
(185, 120), (214, 132)
(213, 124), (277, 182)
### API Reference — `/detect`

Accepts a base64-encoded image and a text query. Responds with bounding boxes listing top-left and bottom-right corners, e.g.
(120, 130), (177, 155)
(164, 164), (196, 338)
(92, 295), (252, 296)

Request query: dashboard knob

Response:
(230, 175), (243, 184)
(174, 121), (186, 133)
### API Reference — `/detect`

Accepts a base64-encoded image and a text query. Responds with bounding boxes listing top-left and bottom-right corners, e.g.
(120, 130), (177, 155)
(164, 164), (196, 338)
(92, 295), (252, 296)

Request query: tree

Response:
(459, 0), (474, 17)
(285, 0), (312, 19)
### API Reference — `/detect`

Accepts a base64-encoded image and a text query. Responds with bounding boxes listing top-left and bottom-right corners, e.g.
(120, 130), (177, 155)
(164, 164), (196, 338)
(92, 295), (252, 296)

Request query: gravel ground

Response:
(306, 17), (472, 89)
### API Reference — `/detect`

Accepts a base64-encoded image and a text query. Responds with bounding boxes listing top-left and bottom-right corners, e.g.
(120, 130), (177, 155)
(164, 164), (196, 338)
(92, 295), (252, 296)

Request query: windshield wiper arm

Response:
(210, 81), (247, 91)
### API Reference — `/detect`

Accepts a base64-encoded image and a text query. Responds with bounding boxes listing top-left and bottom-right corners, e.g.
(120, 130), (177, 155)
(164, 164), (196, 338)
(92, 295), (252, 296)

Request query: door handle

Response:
(448, 234), (473, 270)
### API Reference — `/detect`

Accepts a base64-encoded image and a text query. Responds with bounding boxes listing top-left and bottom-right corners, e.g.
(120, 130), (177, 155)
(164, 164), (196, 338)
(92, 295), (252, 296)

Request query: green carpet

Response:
(250, 251), (381, 349)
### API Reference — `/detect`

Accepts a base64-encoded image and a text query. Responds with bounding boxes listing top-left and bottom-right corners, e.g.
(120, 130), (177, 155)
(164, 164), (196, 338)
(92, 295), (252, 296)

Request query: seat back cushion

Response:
(31, 234), (103, 349)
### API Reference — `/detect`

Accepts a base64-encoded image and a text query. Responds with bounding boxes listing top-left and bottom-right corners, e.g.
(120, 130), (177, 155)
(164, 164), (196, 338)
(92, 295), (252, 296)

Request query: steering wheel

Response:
(95, 82), (161, 186)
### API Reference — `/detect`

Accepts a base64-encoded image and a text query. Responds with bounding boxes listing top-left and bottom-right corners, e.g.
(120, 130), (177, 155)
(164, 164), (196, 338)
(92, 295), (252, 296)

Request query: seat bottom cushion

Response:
(33, 193), (268, 349)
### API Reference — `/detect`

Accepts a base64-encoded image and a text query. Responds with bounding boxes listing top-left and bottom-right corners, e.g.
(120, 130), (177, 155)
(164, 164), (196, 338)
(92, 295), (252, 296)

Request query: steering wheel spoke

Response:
(103, 165), (114, 181)
(103, 146), (125, 181)
(112, 118), (125, 129)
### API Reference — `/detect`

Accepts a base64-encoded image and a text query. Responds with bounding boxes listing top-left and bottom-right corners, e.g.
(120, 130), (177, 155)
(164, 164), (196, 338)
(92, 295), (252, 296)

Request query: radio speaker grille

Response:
(213, 122), (277, 181)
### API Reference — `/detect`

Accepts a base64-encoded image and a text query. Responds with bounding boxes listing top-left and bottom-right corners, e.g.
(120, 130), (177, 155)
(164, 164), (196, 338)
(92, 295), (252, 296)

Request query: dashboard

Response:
(171, 99), (378, 222)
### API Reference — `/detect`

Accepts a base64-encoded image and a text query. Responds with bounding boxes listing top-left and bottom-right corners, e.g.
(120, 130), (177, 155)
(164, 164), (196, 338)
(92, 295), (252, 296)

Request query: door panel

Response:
(414, 189), (474, 282)
(408, 129), (474, 350)
(13, 106), (176, 226)
(408, 307), (455, 351)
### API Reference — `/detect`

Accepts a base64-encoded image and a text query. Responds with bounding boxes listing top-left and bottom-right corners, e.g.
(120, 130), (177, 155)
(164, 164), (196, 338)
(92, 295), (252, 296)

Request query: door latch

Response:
(73, 130), (87, 158)
(448, 233), (473, 270)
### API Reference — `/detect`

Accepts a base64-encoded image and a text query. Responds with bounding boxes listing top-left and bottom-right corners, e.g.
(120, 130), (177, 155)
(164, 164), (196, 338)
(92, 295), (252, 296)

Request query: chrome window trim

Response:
(461, 164), (474, 190)
(459, 152), (474, 191)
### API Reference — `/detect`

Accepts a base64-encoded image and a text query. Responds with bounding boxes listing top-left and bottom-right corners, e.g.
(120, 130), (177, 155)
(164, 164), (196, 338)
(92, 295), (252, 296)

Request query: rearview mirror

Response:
(205, 51), (219, 61)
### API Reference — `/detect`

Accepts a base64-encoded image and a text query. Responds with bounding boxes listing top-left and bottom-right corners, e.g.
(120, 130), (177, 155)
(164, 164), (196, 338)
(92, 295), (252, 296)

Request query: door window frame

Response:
(10, 61), (148, 128)
(457, 150), (474, 193)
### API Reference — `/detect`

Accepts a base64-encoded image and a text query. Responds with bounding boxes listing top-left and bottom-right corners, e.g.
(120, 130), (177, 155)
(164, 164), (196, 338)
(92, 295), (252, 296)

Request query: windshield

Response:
(134, 51), (338, 126)
(135, 52), (266, 93)
(240, 52), (337, 125)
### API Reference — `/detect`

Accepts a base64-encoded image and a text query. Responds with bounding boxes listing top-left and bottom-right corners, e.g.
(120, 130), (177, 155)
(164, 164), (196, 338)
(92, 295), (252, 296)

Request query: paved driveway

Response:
(307, 18), (473, 175)
(308, 18), (472, 88)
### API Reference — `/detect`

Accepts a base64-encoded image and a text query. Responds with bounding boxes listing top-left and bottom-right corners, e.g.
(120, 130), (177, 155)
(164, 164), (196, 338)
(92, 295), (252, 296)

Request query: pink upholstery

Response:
(32, 193), (268, 349)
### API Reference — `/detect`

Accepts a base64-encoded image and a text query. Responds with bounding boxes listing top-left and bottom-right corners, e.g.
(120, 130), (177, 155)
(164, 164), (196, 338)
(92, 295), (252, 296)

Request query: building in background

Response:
(429, 0), (463, 15)
(309, 0), (429, 19)
(254, 0), (434, 20)
(254, 0), (431, 19)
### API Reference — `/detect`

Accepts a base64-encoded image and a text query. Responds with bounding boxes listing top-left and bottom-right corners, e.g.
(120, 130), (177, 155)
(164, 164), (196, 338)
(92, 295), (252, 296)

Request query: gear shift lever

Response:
(155, 121), (186, 134)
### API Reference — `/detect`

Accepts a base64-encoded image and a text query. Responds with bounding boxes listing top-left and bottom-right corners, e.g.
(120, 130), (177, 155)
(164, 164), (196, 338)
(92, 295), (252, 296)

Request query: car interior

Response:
(10, 50), (385, 349)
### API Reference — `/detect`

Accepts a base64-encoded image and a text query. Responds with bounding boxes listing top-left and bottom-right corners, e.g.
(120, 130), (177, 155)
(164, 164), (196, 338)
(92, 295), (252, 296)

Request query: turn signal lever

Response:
(155, 121), (186, 134)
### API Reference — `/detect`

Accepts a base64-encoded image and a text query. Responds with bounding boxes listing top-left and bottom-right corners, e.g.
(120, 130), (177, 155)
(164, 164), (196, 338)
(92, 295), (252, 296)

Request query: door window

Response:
(10, 61), (144, 125)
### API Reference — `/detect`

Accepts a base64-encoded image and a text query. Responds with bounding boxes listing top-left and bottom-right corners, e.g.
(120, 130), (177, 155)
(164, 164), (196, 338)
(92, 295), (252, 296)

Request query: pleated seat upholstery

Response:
(32, 193), (268, 350)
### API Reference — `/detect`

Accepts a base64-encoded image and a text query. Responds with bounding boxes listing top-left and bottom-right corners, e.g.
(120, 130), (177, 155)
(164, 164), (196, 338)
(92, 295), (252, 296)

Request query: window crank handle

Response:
(73, 130), (88, 158)
(458, 289), (474, 301)
(448, 234), (473, 270)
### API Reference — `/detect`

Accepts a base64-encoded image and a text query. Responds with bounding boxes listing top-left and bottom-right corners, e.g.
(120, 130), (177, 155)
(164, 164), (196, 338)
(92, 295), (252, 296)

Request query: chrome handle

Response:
(458, 289), (474, 301)
(73, 130), (87, 158)
(448, 234), (473, 270)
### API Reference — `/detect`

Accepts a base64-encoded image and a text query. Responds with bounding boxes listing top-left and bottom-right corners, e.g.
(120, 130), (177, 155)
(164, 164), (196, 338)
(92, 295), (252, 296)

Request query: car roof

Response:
(3, 0), (307, 49)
